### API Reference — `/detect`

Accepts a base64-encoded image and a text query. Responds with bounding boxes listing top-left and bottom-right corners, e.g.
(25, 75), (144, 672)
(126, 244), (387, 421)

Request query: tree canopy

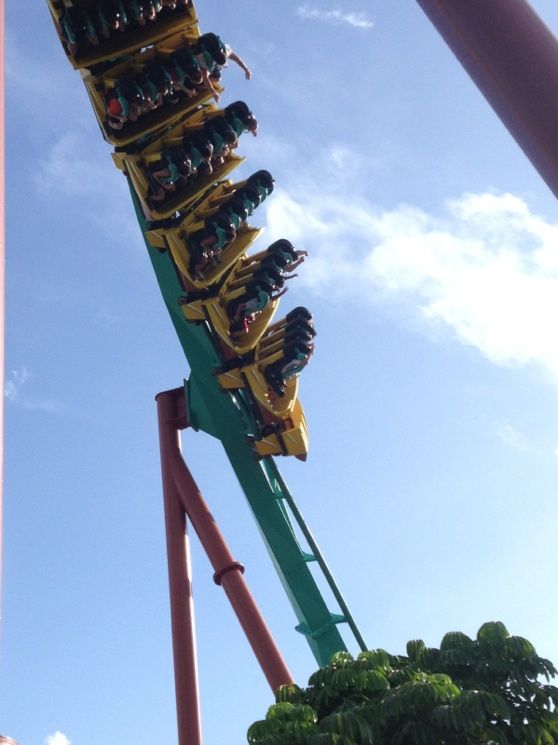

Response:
(247, 622), (558, 745)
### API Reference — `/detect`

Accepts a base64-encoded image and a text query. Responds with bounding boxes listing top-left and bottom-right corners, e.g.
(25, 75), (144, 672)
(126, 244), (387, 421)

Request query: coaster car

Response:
(217, 309), (315, 461)
(249, 399), (309, 461)
(112, 104), (246, 219)
(178, 257), (283, 356)
(83, 30), (222, 146)
(180, 175), (273, 278)
(216, 308), (315, 418)
(146, 172), (274, 289)
(47, 0), (199, 70)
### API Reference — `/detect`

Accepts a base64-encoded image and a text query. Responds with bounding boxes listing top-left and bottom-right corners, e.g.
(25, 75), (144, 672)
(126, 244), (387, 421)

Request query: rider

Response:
(193, 34), (253, 102)
(265, 340), (314, 397)
(149, 148), (192, 202)
(228, 276), (288, 338)
(96, 0), (129, 39)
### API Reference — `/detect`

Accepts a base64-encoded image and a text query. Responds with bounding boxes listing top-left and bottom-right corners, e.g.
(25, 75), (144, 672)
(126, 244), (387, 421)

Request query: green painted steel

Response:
(271, 467), (368, 654)
(130, 185), (365, 666)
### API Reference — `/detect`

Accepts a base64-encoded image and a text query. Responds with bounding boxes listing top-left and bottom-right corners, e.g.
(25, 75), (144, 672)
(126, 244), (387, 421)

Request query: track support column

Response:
(158, 390), (203, 745)
(0, 0), (5, 629)
(157, 387), (294, 743)
(416, 0), (558, 198)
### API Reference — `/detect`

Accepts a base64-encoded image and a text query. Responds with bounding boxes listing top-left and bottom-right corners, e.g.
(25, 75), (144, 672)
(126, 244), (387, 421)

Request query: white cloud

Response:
(34, 131), (117, 200)
(45, 733), (70, 745)
(264, 188), (558, 379)
(4, 367), (30, 402)
(329, 146), (354, 170)
(297, 4), (373, 29)
(4, 368), (61, 413)
(497, 423), (529, 451)
(34, 130), (140, 246)
(5, 33), (138, 247)
(6, 30), (85, 138)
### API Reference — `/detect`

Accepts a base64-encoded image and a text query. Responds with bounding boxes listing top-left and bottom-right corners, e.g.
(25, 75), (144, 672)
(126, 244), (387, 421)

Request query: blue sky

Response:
(3, 1), (558, 743)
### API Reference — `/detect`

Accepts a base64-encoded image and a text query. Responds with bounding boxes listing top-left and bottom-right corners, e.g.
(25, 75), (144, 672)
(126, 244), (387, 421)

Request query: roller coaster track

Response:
(48, 0), (366, 669)
(133, 183), (366, 666)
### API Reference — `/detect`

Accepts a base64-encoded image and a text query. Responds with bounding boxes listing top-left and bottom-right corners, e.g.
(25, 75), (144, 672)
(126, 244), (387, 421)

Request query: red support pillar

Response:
(0, 0), (5, 631)
(157, 392), (203, 745)
(416, 0), (558, 198)
(156, 388), (294, 745)
(171, 449), (294, 693)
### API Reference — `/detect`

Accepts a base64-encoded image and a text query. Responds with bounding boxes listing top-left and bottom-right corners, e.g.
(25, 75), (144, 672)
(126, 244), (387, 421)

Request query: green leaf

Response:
(505, 635), (536, 660)
(429, 703), (460, 733)
(440, 631), (474, 654)
(356, 648), (392, 672)
(407, 639), (426, 661)
(276, 683), (303, 704)
(516, 722), (549, 745)
(477, 622), (509, 647)
(308, 667), (334, 689)
(331, 667), (354, 692)
(458, 689), (510, 726)
(544, 685), (558, 707)
(329, 652), (354, 668)
(439, 647), (470, 668)
(247, 719), (273, 744)
(393, 719), (436, 745)
(418, 647), (441, 670)
(248, 622), (558, 745)
(361, 670), (389, 694)
(319, 707), (375, 742)
(266, 702), (313, 723)
(537, 657), (558, 680)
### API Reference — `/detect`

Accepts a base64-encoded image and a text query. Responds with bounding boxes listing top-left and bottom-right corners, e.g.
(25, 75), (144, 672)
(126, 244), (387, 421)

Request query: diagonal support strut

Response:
(156, 387), (294, 745)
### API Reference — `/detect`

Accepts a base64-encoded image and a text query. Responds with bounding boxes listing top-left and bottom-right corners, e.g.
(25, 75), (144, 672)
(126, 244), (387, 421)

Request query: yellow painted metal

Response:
(117, 152), (245, 220)
(151, 225), (263, 289)
(214, 312), (309, 459)
(115, 101), (218, 155)
(112, 107), (245, 219)
(215, 367), (308, 459)
(216, 368), (243, 389)
(216, 357), (298, 417)
(180, 247), (297, 354)
(147, 179), (264, 288)
(253, 401), (309, 460)
(181, 293), (279, 355)
(151, 178), (235, 234)
(82, 30), (220, 147)
(215, 315), (305, 415)
(242, 367), (298, 418)
(47, 0), (199, 70)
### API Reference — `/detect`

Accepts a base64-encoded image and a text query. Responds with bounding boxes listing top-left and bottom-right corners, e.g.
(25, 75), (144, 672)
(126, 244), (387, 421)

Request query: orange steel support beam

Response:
(416, 0), (558, 198)
(158, 391), (203, 745)
(0, 0), (5, 629)
(156, 389), (293, 745)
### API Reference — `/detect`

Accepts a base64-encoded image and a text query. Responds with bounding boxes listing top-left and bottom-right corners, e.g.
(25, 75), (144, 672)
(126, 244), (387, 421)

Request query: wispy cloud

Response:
(45, 733), (70, 745)
(6, 31), (84, 139)
(5, 368), (62, 413)
(297, 4), (373, 29)
(8, 31), (119, 205)
(497, 423), (529, 451)
(34, 131), (114, 200)
(4, 367), (30, 402)
(6, 31), (139, 247)
(33, 130), (139, 245)
(264, 187), (558, 380)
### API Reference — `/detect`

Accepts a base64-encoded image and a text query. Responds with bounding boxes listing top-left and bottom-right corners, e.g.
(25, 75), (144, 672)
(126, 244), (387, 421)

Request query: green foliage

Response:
(247, 702), (319, 745)
(248, 622), (558, 745)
